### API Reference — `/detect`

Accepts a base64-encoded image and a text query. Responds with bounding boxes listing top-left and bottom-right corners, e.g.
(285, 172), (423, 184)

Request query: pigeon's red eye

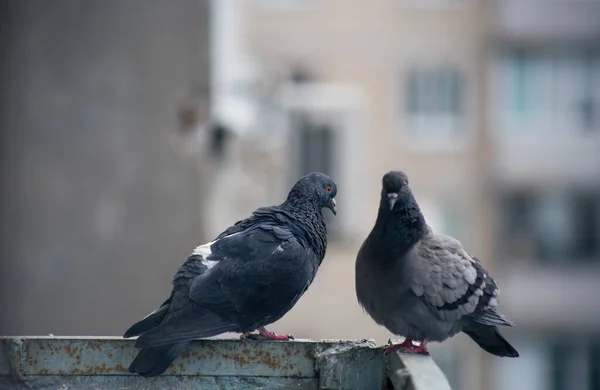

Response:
(326, 185), (333, 193)
(402, 182), (408, 188)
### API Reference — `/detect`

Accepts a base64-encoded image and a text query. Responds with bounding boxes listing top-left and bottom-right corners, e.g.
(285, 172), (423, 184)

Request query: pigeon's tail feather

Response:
(463, 324), (519, 358)
(128, 342), (188, 377)
(134, 306), (237, 348)
(472, 310), (516, 328)
(124, 307), (168, 338)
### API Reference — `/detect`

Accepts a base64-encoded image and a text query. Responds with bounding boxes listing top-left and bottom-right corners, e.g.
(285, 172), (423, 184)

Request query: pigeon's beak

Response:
(329, 198), (337, 215)
(387, 193), (398, 210)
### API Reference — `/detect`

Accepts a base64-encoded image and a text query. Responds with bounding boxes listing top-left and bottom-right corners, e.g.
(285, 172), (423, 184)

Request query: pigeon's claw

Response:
(258, 326), (293, 341)
(240, 326), (293, 341)
(384, 339), (429, 355)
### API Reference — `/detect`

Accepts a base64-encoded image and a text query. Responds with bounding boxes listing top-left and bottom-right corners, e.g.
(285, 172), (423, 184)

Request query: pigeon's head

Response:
(381, 171), (412, 211)
(287, 172), (338, 215)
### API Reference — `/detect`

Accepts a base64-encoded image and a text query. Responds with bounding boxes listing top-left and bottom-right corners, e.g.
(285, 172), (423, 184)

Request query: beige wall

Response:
(244, 0), (491, 242)
(242, 2), (495, 388)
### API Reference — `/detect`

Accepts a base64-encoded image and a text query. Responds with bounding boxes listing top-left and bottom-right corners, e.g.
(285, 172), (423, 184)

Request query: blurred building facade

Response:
(212, 0), (600, 389)
(1, 1), (598, 389)
(488, 1), (600, 389)
(0, 0), (211, 336)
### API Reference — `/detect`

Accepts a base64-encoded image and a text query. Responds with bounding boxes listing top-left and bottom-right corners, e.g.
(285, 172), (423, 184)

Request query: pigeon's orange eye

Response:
(402, 182), (408, 188)
(326, 185), (333, 193)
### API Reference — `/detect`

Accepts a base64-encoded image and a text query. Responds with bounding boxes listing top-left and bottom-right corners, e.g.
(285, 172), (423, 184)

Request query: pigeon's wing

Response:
(409, 234), (514, 326)
(133, 220), (318, 347)
(131, 223), (275, 348)
(133, 244), (245, 348)
(133, 296), (238, 347)
(124, 297), (172, 338)
(463, 253), (515, 326)
(190, 223), (317, 329)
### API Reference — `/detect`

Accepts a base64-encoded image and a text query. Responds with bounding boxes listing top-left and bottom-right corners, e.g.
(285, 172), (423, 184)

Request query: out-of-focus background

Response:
(1, 0), (599, 389)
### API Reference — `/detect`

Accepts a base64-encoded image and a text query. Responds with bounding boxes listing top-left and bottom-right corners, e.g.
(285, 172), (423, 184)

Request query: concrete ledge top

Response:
(0, 336), (451, 390)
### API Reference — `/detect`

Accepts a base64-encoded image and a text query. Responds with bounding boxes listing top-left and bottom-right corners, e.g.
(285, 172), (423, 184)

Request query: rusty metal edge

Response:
(0, 374), (320, 390)
(0, 337), (380, 380)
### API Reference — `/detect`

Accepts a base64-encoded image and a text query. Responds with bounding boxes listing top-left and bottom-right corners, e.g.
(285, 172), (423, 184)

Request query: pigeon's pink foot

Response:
(385, 339), (429, 355)
(241, 326), (293, 341)
(257, 326), (293, 341)
(384, 338), (415, 354)
(406, 339), (429, 355)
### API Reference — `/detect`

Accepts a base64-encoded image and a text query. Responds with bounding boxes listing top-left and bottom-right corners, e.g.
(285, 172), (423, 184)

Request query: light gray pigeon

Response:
(355, 170), (519, 357)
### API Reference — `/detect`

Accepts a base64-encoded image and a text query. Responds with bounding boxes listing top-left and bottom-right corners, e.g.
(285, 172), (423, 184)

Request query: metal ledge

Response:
(386, 341), (452, 390)
(0, 336), (450, 389)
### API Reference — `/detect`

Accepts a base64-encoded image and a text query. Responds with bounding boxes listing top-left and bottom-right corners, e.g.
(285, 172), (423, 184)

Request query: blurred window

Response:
(492, 337), (551, 390)
(296, 116), (334, 179)
(406, 67), (464, 139)
(493, 338), (600, 390)
(291, 111), (341, 238)
(500, 51), (600, 133)
(501, 189), (600, 264)
(549, 341), (599, 390)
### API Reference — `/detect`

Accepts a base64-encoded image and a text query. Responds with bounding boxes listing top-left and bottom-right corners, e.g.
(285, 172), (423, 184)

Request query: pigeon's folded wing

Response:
(133, 301), (237, 347)
(190, 223), (316, 328)
(124, 297), (172, 338)
(134, 223), (314, 347)
(409, 234), (514, 326)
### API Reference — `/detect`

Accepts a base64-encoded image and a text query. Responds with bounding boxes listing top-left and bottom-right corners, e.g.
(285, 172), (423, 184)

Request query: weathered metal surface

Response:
(386, 339), (452, 390)
(315, 340), (385, 390)
(0, 336), (449, 390)
(0, 337), (386, 390)
(0, 337), (334, 377)
(0, 375), (318, 390)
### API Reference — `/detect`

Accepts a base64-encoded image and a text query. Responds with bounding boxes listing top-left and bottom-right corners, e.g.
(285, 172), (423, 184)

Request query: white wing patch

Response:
(192, 239), (215, 257)
(201, 259), (219, 269)
(191, 239), (219, 269)
(191, 232), (242, 270)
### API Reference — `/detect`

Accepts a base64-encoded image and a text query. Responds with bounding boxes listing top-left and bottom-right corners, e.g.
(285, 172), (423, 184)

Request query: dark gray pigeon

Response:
(355, 170), (518, 357)
(124, 172), (338, 376)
